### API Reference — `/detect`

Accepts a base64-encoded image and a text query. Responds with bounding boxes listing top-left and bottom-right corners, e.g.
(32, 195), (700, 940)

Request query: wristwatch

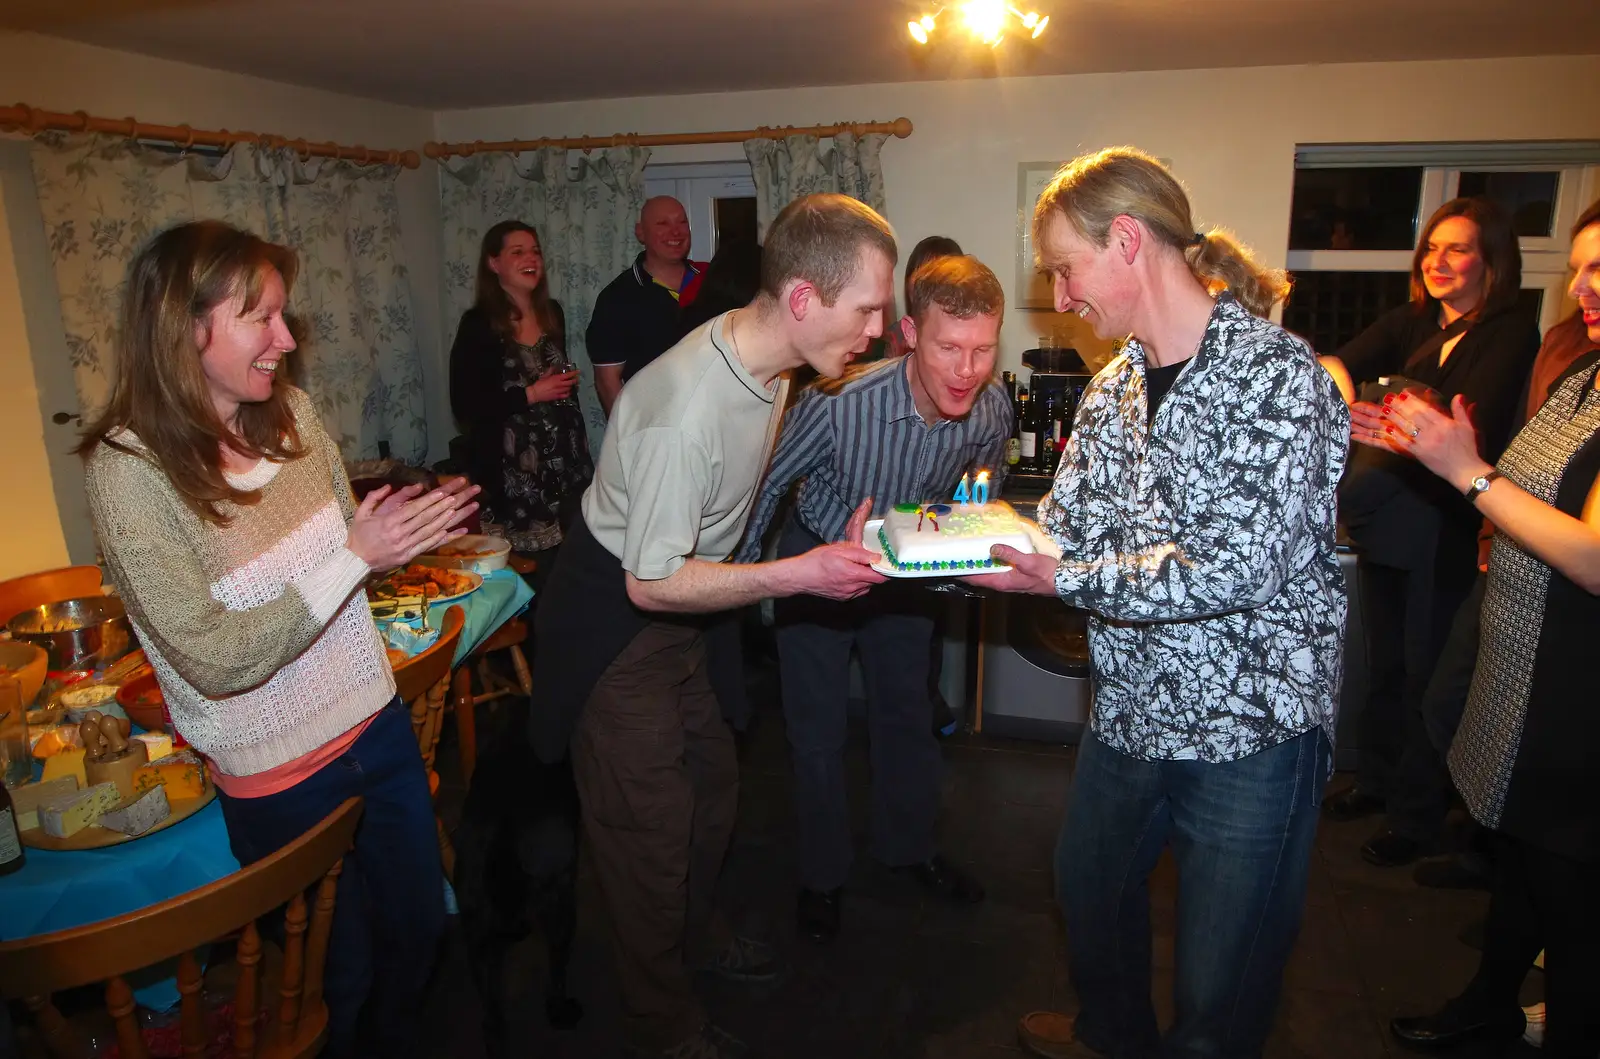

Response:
(1463, 470), (1502, 501)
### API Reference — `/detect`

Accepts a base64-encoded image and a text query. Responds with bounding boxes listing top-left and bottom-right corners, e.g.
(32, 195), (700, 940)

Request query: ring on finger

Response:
(1409, 426), (1421, 439)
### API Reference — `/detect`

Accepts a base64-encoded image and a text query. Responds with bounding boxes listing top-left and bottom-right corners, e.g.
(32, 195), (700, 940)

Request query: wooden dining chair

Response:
(0, 564), (104, 627)
(0, 796), (364, 1059)
(391, 604), (465, 880)
(447, 553), (536, 785)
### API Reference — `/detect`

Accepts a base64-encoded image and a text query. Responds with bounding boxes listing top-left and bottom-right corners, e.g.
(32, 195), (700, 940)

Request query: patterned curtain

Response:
(437, 146), (650, 449)
(744, 131), (889, 236)
(27, 132), (427, 461)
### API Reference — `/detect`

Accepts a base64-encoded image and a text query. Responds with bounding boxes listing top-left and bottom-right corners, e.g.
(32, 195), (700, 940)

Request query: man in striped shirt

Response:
(737, 255), (1013, 942)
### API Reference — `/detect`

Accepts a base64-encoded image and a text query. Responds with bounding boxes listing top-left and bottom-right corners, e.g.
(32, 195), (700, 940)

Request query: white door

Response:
(0, 142), (98, 569)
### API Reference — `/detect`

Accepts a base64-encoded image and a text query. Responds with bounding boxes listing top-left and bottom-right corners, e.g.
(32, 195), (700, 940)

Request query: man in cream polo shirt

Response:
(532, 194), (898, 1059)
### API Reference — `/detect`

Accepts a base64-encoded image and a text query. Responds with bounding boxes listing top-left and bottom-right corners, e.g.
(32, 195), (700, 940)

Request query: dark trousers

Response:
(571, 622), (738, 1049)
(1457, 832), (1600, 1057)
(774, 525), (942, 891)
(1356, 560), (1472, 842)
(1058, 728), (1328, 1059)
(217, 699), (444, 1059)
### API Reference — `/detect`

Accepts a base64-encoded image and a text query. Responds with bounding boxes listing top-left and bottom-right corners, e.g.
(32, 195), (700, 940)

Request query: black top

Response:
(1145, 358), (1187, 426)
(1336, 302), (1539, 577)
(1337, 302), (1539, 464)
(586, 254), (703, 383)
(448, 303), (593, 549)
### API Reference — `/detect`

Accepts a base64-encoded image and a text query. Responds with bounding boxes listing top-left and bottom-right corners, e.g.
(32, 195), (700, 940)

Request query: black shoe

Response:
(1323, 785), (1386, 822)
(797, 887), (841, 943)
(695, 935), (783, 984)
(1362, 830), (1424, 867)
(891, 855), (985, 904)
(1414, 855), (1492, 891)
(1390, 999), (1522, 1051)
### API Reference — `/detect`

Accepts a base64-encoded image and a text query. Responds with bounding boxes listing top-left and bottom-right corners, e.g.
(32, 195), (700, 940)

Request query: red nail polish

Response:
(1382, 395), (1394, 405)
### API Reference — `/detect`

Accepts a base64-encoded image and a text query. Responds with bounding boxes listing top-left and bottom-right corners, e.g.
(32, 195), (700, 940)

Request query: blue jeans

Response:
(217, 699), (444, 1059)
(1057, 727), (1328, 1059)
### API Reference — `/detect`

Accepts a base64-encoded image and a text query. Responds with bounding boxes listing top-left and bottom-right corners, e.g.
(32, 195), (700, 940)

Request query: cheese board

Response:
(20, 779), (215, 851)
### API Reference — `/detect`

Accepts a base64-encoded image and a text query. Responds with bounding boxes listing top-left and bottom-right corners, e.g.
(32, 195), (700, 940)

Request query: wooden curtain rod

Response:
(423, 116), (913, 160)
(0, 102), (421, 169)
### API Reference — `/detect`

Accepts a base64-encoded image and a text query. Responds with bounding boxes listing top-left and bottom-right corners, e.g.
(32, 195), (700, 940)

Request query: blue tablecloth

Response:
(0, 568), (530, 1008)
(0, 799), (235, 1008)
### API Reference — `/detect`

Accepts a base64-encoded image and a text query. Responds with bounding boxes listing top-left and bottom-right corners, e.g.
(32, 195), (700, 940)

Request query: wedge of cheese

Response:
(40, 747), (88, 788)
(11, 776), (80, 831)
(39, 782), (121, 838)
(132, 751), (205, 800)
(132, 731), (173, 763)
(98, 786), (172, 836)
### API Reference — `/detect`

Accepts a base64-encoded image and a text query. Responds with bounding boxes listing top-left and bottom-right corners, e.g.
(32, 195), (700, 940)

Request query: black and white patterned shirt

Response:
(1038, 294), (1349, 762)
(737, 356), (1013, 559)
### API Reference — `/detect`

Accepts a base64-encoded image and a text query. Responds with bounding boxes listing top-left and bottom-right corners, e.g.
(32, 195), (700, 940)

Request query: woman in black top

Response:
(449, 221), (593, 581)
(1318, 198), (1539, 865)
(1376, 202), (1600, 1057)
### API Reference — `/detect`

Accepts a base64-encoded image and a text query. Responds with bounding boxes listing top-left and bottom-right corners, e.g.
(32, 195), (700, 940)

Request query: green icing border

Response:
(878, 525), (995, 572)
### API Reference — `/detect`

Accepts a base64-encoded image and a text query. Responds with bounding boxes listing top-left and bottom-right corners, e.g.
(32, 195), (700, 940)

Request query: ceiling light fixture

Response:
(907, 1), (1050, 48)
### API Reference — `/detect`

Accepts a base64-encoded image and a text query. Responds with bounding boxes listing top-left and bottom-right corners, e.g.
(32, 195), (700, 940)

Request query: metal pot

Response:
(5, 595), (133, 671)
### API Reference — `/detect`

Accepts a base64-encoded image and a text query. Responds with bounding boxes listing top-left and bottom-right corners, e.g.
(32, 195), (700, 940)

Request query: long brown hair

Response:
(1409, 197), (1522, 317)
(475, 221), (562, 343)
(77, 221), (304, 524)
(1032, 147), (1291, 319)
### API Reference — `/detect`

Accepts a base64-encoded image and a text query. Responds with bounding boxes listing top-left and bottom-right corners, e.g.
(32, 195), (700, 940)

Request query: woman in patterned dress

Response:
(1379, 200), (1600, 1058)
(449, 221), (594, 586)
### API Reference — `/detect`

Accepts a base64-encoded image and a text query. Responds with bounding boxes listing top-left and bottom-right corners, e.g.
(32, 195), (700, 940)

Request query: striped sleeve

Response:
(734, 390), (834, 563)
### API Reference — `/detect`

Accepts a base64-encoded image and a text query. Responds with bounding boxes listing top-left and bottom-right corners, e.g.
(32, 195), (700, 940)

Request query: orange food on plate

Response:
(386, 648), (409, 667)
(370, 564), (476, 603)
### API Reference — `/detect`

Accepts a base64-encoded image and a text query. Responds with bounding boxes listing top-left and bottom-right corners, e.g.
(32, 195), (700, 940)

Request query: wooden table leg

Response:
(452, 667), (476, 784)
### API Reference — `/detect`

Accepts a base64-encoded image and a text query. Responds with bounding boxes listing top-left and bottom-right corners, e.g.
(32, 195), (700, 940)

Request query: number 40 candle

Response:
(953, 470), (991, 506)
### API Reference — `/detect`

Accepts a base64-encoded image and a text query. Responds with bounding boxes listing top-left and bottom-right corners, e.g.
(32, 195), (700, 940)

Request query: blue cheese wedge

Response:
(39, 782), (122, 838)
(11, 777), (80, 831)
(98, 786), (172, 836)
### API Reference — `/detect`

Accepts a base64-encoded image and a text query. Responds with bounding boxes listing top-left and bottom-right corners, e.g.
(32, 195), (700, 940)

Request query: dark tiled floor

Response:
(424, 669), (1500, 1059)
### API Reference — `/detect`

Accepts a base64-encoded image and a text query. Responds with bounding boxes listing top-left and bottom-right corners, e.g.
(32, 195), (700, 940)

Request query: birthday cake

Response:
(877, 500), (1036, 572)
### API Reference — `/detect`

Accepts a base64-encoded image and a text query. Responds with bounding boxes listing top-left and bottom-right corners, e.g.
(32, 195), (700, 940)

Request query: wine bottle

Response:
(1018, 390), (1039, 473)
(0, 783), (25, 877)
(1003, 372), (1022, 468)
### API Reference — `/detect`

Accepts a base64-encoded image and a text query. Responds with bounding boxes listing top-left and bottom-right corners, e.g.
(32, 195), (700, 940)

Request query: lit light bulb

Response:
(959, 0), (1006, 44)
(1031, 13), (1049, 38)
(921, 14), (936, 30)
(908, 19), (929, 43)
(1022, 11), (1039, 28)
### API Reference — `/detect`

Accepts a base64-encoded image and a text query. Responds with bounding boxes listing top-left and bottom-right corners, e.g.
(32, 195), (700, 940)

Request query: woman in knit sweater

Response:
(79, 220), (478, 1059)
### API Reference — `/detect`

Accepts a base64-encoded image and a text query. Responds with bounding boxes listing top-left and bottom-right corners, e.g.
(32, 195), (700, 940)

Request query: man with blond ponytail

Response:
(973, 148), (1349, 1059)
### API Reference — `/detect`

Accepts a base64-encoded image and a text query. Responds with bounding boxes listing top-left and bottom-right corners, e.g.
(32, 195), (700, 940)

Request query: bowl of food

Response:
(6, 595), (132, 671)
(0, 641), (48, 707)
(115, 671), (167, 732)
(415, 534), (511, 574)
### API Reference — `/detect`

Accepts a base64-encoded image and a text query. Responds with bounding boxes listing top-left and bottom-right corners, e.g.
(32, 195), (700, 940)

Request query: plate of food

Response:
(17, 750), (215, 851)
(368, 564), (483, 610)
(415, 534), (511, 574)
(860, 501), (1061, 579)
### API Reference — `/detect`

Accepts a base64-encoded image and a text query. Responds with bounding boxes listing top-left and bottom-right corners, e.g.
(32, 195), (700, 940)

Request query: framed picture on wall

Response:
(1016, 161), (1061, 309)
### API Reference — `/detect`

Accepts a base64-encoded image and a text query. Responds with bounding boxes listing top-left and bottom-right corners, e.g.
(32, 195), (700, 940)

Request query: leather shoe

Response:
(797, 887), (840, 943)
(1362, 829), (1424, 867)
(1390, 999), (1523, 1050)
(1323, 785), (1386, 822)
(891, 854), (985, 904)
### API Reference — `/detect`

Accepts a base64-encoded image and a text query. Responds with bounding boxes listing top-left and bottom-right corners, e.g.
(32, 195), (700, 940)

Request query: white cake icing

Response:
(878, 501), (1035, 571)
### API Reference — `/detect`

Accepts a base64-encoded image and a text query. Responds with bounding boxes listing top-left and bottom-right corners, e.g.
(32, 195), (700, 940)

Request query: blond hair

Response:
(1032, 147), (1290, 318)
(760, 194), (897, 305)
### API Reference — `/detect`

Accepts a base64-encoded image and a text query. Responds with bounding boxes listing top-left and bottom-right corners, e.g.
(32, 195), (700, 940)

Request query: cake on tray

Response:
(877, 501), (1036, 572)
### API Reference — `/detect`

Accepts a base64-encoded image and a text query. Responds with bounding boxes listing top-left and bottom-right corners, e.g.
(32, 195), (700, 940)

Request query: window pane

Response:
(1282, 271), (1412, 354)
(1289, 167), (1424, 251)
(1456, 171), (1560, 237)
(714, 197), (758, 253)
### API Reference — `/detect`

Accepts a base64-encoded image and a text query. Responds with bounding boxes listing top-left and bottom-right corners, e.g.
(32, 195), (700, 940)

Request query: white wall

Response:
(0, 31), (449, 567)
(437, 54), (1600, 373)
